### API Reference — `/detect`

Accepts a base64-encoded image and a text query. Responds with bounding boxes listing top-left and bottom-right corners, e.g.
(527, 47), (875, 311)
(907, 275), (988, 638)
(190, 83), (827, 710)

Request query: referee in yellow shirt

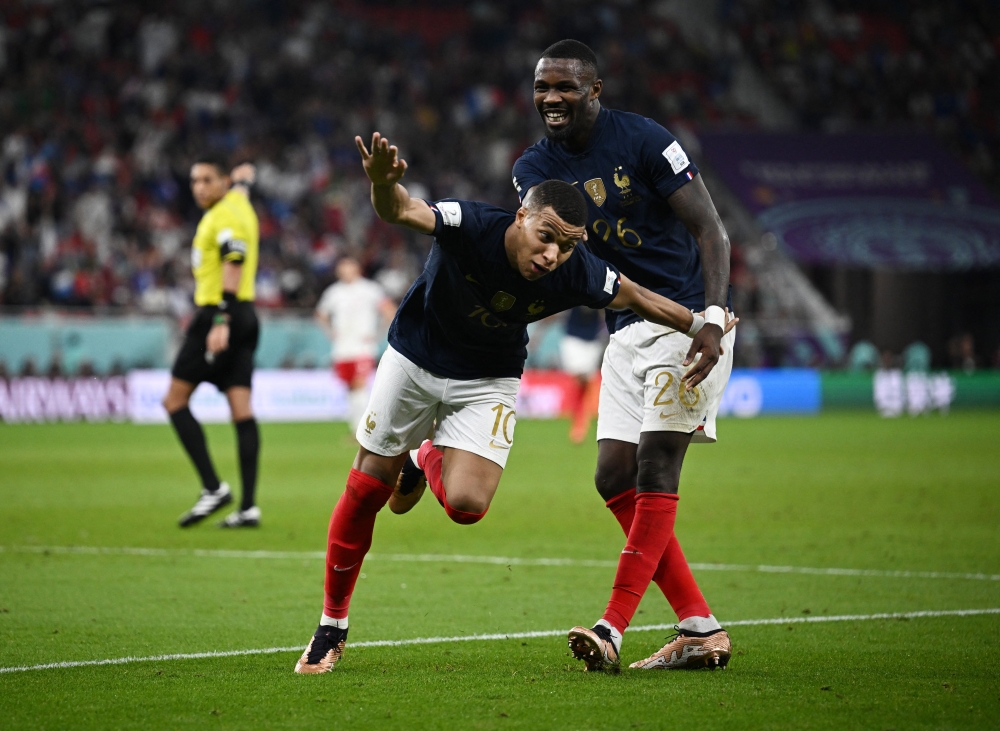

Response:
(162, 154), (262, 528)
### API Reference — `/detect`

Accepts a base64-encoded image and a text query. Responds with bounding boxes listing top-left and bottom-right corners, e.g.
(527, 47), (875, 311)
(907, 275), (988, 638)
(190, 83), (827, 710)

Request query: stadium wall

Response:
(3, 369), (999, 424)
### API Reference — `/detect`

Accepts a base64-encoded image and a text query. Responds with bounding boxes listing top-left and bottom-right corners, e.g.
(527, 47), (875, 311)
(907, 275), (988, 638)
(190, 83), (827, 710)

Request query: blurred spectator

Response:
(847, 340), (879, 371)
(949, 333), (978, 373)
(902, 341), (931, 372)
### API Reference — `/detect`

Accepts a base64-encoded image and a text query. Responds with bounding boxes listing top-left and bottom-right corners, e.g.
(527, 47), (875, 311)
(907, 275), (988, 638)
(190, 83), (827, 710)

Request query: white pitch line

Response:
(2, 607), (998, 675)
(3, 545), (999, 582)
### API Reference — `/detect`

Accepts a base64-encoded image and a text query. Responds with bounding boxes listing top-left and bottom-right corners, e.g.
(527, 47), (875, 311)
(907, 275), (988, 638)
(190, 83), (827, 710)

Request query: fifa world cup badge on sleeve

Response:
(662, 141), (690, 174)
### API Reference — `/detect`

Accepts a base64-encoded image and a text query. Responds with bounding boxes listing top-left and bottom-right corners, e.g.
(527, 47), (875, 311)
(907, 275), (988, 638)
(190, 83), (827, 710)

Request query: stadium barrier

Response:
(2, 369), (998, 424)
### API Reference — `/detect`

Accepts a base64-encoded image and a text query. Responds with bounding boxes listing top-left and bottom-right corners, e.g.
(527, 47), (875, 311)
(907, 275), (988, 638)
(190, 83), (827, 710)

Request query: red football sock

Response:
(422, 443), (488, 525)
(323, 469), (394, 619)
(605, 490), (711, 621)
(602, 492), (679, 633)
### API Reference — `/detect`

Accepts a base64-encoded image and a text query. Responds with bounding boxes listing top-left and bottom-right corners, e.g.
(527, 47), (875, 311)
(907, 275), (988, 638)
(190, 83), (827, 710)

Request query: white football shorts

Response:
(559, 335), (605, 377)
(356, 345), (520, 468)
(596, 319), (735, 444)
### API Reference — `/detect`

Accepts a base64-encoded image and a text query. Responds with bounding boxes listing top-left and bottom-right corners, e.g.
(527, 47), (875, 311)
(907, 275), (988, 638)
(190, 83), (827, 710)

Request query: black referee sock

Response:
(168, 407), (221, 493)
(234, 417), (260, 511)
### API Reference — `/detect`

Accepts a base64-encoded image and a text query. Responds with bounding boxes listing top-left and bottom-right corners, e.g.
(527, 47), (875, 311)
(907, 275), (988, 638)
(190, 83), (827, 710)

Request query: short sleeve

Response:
(430, 199), (481, 254)
(565, 247), (621, 309)
(512, 151), (547, 203)
(315, 285), (336, 316)
(215, 209), (252, 264)
(634, 118), (700, 199)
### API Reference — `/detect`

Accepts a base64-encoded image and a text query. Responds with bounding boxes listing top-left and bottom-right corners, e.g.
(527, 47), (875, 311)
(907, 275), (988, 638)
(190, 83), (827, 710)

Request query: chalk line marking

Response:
(3, 545), (999, 582)
(1, 608), (997, 675)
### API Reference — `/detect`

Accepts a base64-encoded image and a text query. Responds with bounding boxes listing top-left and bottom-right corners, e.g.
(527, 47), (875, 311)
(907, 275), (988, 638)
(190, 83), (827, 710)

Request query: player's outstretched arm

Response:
(356, 133), (436, 235)
(610, 275), (737, 388)
(608, 275), (695, 333)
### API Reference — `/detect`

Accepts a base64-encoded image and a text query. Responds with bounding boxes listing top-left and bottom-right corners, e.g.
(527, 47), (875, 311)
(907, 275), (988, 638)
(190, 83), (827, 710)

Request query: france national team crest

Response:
(491, 291), (516, 312)
(584, 178), (607, 206)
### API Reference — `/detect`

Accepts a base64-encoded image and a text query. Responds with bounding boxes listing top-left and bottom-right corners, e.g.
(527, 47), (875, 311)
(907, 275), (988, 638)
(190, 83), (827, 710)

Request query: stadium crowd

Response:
(723, 0), (1000, 193)
(0, 0), (743, 317)
(0, 0), (995, 367)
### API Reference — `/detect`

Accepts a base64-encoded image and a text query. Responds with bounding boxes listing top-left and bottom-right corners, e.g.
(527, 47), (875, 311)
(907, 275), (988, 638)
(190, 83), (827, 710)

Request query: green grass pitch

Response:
(1, 413), (999, 729)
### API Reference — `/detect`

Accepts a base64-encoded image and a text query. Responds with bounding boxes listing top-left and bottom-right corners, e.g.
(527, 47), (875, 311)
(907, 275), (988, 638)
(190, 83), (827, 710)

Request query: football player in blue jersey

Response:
(294, 132), (735, 674)
(513, 40), (737, 672)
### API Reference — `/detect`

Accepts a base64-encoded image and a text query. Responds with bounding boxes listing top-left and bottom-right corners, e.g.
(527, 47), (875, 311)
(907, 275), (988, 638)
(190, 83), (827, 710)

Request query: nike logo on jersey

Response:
(659, 411), (680, 420)
(332, 563), (358, 572)
(488, 440), (510, 450)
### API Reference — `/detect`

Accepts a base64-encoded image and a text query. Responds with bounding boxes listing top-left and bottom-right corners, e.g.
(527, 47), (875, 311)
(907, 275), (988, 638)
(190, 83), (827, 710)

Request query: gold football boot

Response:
(294, 625), (348, 674)
(388, 447), (427, 514)
(629, 627), (731, 670)
(568, 624), (621, 673)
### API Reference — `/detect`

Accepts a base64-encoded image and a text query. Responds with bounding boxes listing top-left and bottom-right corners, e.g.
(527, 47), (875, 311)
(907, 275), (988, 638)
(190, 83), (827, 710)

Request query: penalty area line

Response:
(3, 545), (999, 582)
(2, 607), (998, 675)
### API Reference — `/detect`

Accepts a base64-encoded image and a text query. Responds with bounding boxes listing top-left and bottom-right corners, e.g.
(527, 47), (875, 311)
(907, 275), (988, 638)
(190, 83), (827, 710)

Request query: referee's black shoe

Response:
(179, 482), (233, 527)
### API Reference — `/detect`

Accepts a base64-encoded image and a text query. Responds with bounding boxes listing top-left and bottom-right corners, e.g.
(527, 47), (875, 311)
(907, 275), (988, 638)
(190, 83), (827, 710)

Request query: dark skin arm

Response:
(667, 173), (731, 386)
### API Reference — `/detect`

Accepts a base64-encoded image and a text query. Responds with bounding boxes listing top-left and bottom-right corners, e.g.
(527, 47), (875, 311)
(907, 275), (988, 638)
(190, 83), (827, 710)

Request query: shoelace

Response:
(306, 628), (345, 664)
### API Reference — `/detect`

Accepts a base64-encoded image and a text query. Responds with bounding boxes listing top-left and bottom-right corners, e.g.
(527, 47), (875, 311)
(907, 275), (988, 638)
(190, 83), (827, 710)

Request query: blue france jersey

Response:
(388, 199), (621, 380)
(514, 108), (715, 333)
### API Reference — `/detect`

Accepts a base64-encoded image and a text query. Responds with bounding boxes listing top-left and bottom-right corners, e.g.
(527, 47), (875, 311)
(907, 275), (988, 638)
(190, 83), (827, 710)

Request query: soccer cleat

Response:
(178, 482), (232, 527)
(629, 627), (732, 670)
(388, 444), (428, 515)
(218, 505), (261, 528)
(294, 625), (348, 674)
(568, 624), (621, 673)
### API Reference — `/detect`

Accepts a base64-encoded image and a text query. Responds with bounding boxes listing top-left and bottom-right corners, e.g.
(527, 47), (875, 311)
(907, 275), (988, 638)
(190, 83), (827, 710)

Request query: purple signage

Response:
(700, 133), (1000, 269)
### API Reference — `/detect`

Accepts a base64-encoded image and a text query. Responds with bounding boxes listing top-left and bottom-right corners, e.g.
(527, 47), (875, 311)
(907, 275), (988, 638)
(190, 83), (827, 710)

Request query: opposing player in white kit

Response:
(560, 307), (606, 443)
(293, 132), (734, 675)
(315, 257), (396, 432)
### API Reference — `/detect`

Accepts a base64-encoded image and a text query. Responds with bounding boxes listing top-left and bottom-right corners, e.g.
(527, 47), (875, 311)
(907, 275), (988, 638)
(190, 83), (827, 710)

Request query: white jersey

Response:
(316, 278), (387, 362)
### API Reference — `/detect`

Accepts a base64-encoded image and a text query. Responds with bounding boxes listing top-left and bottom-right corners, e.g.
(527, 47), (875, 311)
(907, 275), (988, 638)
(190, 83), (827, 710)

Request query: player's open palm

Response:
(356, 132), (408, 186)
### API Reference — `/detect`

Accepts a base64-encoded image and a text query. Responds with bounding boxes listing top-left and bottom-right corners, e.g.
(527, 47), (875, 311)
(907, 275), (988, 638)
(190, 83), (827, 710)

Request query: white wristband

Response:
(686, 313), (705, 337)
(705, 305), (726, 330)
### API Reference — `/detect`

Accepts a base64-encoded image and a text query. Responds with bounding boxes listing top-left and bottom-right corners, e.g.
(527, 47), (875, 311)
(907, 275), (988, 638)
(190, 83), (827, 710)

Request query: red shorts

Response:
(334, 358), (376, 386)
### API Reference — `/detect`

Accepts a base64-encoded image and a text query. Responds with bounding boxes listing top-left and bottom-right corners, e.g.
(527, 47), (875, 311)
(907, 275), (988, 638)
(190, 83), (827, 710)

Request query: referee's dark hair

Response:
(193, 151), (231, 177)
(539, 39), (599, 78)
(526, 180), (589, 227)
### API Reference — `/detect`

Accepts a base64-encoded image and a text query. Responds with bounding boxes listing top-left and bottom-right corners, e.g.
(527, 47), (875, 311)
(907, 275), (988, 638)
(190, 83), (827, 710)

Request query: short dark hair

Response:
(526, 180), (588, 227)
(193, 152), (231, 177)
(539, 39), (599, 78)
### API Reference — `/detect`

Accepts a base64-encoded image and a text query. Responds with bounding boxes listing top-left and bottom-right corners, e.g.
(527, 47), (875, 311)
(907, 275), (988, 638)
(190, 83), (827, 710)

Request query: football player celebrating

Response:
(293, 133), (735, 674)
(513, 40), (736, 671)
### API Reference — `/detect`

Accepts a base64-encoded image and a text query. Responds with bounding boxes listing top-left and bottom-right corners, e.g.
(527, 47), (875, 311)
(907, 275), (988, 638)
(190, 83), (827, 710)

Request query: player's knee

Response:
(594, 462), (636, 502)
(442, 484), (490, 522)
(444, 501), (487, 525)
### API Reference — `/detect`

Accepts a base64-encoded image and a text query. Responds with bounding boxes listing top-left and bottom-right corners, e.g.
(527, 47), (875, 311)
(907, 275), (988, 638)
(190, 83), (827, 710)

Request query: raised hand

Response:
(355, 132), (408, 187)
(230, 162), (256, 187)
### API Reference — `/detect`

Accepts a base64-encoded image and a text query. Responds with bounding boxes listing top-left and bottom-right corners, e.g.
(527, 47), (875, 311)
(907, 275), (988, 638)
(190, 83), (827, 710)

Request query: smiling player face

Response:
(507, 205), (585, 281)
(533, 58), (602, 147)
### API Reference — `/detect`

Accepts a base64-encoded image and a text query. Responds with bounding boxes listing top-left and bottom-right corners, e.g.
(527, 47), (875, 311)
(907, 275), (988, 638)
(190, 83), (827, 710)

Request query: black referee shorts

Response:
(171, 305), (260, 391)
